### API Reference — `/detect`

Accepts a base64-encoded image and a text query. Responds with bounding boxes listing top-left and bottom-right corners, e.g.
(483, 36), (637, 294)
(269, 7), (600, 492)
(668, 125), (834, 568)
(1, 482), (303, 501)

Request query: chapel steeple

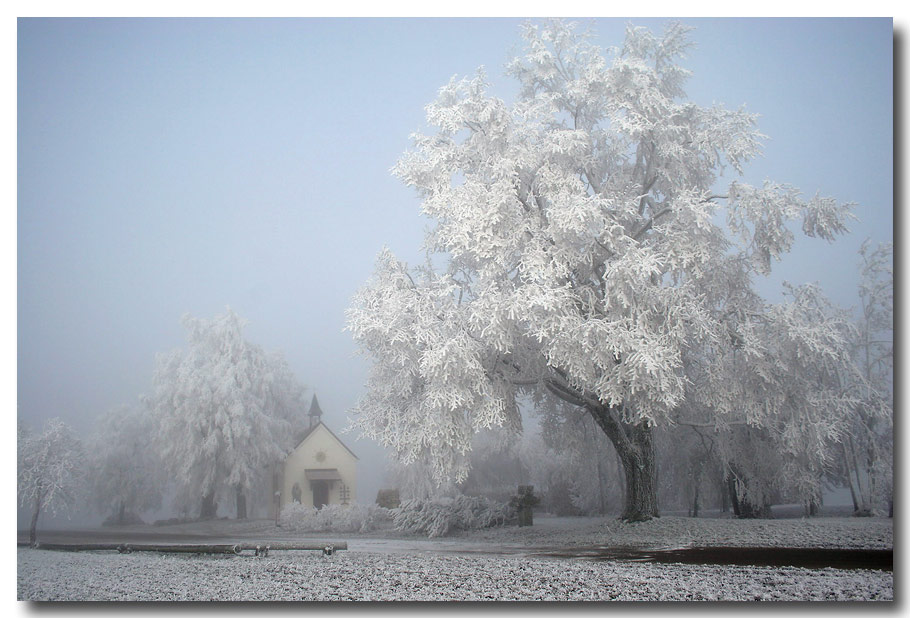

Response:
(308, 394), (323, 428)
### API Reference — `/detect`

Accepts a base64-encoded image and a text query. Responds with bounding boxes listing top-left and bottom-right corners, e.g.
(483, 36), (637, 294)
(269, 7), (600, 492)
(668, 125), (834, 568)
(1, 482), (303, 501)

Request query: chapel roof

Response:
(288, 394), (358, 460)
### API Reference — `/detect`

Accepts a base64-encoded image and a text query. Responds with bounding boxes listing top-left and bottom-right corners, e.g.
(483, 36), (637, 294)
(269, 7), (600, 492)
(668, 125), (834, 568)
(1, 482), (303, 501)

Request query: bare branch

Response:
(633, 206), (673, 241)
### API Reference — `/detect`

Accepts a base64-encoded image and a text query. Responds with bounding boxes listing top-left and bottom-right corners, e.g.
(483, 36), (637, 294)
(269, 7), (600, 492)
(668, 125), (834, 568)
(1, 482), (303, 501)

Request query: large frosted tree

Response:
(348, 20), (854, 521)
(18, 418), (85, 545)
(149, 308), (306, 519)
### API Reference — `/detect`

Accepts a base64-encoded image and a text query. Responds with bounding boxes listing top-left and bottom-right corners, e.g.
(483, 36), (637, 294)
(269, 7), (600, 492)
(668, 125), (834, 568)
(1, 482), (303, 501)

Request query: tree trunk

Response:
(614, 448), (626, 511)
(727, 474), (772, 518)
(807, 498), (819, 517)
(727, 476), (741, 517)
(738, 499), (772, 519)
(589, 405), (658, 522)
(200, 492), (217, 519)
(720, 475), (729, 512)
(846, 434), (869, 511)
(29, 494), (41, 547)
(691, 459), (703, 518)
(868, 435), (879, 508)
(618, 430), (659, 522)
(235, 485), (247, 520)
(843, 441), (860, 512)
(117, 500), (126, 526)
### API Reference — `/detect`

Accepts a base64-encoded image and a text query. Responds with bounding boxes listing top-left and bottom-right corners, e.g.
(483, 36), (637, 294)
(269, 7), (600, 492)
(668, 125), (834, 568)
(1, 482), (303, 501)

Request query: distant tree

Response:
(682, 282), (858, 517)
(386, 450), (460, 501)
(88, 405), (165, 525)
(527, 404), (623, 516)
(840, 240), (893, 515)
(18, 418), (85, 546)
(716, 427), (780, 518)
(516, 431), (577, 515)
(653, 425), (725, 517)
(149, 308), (306, 519)
(460, 427), (528, 502)
(347, 20), (853, 521)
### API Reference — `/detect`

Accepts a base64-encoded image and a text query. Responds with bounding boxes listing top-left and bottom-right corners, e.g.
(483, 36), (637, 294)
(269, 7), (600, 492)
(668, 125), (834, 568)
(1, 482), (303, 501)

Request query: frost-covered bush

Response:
(279, 503), (392, 533)
(392, 495), (516, 538)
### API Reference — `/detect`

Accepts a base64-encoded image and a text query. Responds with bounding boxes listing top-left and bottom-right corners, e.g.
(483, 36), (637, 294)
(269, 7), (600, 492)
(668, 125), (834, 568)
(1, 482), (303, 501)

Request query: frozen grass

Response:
(17, 547), (892, 601)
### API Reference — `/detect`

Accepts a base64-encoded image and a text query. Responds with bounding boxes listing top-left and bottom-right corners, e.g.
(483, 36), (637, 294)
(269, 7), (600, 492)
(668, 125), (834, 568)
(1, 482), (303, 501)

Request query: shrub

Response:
(392, 495), (516, 538)
(279, 503), (393, 533)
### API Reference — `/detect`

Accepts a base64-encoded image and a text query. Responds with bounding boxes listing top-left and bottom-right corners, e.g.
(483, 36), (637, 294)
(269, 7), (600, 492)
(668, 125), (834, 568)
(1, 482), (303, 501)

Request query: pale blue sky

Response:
(16, 18), (893, 516)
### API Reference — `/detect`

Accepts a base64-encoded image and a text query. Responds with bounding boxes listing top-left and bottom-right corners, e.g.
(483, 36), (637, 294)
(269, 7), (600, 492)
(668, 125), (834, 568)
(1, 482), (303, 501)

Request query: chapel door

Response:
(312, 481), (329, 509)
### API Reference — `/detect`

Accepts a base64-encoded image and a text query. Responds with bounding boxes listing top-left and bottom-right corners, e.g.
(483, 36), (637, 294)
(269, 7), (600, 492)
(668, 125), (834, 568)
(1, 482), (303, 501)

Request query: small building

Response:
(271, 395), (358, 516)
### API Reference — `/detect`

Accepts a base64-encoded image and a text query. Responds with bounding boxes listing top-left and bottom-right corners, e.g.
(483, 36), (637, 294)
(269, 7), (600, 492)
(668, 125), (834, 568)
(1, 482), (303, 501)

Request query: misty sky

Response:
(16, 17), (893, 514)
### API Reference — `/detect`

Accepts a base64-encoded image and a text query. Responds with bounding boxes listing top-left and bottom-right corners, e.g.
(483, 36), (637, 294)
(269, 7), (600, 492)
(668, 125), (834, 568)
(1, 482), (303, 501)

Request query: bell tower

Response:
(308, 394), (323, 429)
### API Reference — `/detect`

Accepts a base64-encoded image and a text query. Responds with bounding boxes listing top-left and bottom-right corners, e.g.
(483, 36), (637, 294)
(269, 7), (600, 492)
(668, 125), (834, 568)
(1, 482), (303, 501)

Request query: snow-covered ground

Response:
(17, 514), (893, 601)
(17, 546), (891, 601)
(453, 512), (894, 550)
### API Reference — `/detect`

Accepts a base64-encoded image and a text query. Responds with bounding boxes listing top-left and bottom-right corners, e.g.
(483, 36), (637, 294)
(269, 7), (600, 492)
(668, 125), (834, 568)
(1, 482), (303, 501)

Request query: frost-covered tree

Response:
(653, 425), (726, 517)
(460, 427), (528, 501)
(526, 404), (623, 515)
(840, 240), (893, 515)
(385, 451), (458, 501)
(348, 20), (853, 521)
(18, 417), (86, 546)
(88, 404), (165, 525)
(149, 308), (306, 519)
(682, 282), (859, 517)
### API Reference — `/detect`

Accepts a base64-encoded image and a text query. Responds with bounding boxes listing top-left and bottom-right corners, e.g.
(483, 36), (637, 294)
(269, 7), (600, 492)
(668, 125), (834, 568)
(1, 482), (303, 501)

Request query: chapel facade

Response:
(271, 395), (358, 516)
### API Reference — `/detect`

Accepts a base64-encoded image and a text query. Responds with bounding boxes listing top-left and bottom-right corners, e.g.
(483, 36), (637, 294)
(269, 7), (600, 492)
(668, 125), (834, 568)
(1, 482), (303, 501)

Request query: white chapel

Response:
(271, 395), (358, 516)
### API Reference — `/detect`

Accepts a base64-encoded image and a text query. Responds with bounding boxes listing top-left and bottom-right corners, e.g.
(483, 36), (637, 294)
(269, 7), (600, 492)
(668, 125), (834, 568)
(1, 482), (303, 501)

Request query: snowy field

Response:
(455, 511), (894, 550)
(17, 546), (892, 602)
(17, 514), (893, 601)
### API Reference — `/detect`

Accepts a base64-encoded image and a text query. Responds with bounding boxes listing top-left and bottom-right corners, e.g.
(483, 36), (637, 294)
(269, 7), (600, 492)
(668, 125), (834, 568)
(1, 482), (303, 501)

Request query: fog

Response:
(16, 18), (892, 528)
